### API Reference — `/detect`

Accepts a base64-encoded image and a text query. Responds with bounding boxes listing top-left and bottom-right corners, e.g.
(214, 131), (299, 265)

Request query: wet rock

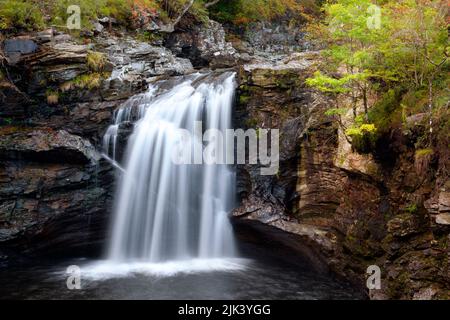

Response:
(438, 191), (450, 213)
(413, 286), (440, 300)
(98, 16), (117, 25)
(0, 159), (113, 252)
(53, 34), (72, 43)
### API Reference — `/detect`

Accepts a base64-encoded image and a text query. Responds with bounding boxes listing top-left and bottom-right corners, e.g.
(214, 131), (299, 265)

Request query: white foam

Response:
(78, 258), (250, 280)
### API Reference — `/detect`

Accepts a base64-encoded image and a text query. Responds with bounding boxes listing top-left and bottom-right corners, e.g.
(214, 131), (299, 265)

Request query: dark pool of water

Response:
(0, 241), (365, 300)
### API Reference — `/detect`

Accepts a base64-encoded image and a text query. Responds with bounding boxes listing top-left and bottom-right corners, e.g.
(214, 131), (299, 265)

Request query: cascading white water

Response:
(103, 72), (237, 263)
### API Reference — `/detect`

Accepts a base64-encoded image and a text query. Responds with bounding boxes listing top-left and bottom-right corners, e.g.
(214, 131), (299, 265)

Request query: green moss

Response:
(405, 203), (418, 214)
(86, 51), (107, 72)
(239, 94), (250, 105)
(136, 30), (162, 43)
(70, 73), (104, 90)
(386, 271), (410, 299)
(415, 148), (434, 158)
(245, 118), (258, 128)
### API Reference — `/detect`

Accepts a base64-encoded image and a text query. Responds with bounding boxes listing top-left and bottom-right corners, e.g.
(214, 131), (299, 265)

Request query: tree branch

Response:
(172, 0), (195, 28)
(205, 0), (220, 8)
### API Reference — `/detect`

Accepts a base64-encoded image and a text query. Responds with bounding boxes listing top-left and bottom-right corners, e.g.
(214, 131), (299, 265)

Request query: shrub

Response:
(46, 89), (59, 105)
(86, 51), (107, 72)
(209, 0), (303, 25)
(71, 73), (104, 90)
(405, 203), (418, 214)
(414, 148), (434, 175)
(346, 123), (377, 153)
(0, 0), (45, 31)
(415, 148), (434, 157)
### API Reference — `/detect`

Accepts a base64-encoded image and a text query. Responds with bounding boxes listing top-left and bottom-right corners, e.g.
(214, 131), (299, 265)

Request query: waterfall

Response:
(103, 72), (237, 263)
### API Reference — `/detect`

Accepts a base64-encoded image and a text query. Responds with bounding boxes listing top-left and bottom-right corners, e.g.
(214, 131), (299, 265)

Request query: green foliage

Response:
(306, 71), (370, 94)
(405, 203), (418, 214)
(69, 72), (104, 90)
(136, 30), (162, 43)
(86, 51), (107, 72)
(209, 0), (302, 25)
(346, 123), (377, 153)
(415, 148), (434, 158)
(367, 88), (404, 133)
(51, 0), (132, 29)
(324, 108), (347, 117)
(0, 0), (45, 31)
(345, 124), (376, 137)
(306, 0), (449, 153)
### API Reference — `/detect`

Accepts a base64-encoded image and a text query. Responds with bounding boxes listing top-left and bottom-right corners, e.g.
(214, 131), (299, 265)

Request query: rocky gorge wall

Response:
(0, 18), (448, 299)
(233, 53), (449, 299)
(0, 26), (195, 261)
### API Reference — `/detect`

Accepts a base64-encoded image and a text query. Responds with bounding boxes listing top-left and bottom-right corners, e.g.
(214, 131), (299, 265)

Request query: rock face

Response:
(0, 29), (195, 262)
(234, 52), (449, 299)
(165, 20), (238, 68)
(242, 21), (310, 55)
(0, 127), (113, 259)
(97, 36), (193, 101)
(0, 128), (98, 163)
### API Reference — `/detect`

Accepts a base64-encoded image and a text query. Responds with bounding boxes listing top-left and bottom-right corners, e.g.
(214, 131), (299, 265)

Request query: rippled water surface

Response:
(0, 242), (365, 300)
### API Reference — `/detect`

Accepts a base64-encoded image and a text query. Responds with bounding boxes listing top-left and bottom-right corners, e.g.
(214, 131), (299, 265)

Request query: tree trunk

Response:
(428, 78), (433, 135)
(363, 86), (368, 120)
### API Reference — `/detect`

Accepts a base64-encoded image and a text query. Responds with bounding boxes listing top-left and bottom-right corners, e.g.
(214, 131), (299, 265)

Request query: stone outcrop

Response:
(165, 19), (238, 68)
(0, 128), (98, 163)
(234, 52), (449, 299)
(0, 127), (113, 261)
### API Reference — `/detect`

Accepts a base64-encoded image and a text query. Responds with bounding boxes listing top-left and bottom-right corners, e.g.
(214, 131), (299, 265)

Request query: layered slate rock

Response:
(0, 127), (113, 258)
(0, 128), (98, 163)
